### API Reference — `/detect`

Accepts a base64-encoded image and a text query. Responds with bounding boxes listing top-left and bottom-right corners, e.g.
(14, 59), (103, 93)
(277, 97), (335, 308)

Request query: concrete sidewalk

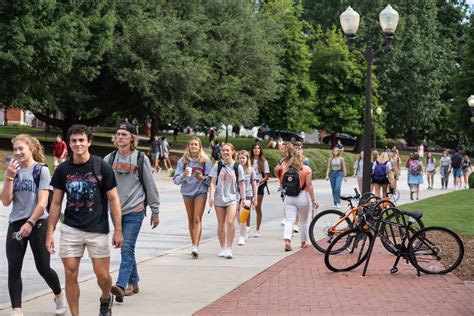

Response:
(1, 170), (471, 315)
(0, 218), (298, 316)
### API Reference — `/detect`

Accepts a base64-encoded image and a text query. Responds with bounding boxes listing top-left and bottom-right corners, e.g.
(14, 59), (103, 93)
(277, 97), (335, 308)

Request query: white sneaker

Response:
(10, 311), (24, 316)
(293, 225), (299, 233)
(190, 245), (199, 258)
(218, 248), (227, 257)
(333, 204), (338, 208)
(54, 293), (67, 314)
(253, 230), (261, 238)
(226, 248), (233, 259)
(245, 227), (250, 238)
(336, 204), (341, 208)
(237, 236), (246, 246)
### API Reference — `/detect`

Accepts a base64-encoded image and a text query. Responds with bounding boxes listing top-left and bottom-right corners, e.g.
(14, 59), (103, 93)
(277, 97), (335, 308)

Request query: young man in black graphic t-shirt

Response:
(46, 125), (123, 316)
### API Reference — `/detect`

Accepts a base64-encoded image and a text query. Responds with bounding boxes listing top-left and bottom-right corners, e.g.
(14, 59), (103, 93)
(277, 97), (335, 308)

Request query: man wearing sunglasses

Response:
(105, 121), (160, 304)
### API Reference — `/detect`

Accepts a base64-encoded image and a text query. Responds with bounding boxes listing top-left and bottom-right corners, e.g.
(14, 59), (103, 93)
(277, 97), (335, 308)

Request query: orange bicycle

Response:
(309, 191), (395, 253)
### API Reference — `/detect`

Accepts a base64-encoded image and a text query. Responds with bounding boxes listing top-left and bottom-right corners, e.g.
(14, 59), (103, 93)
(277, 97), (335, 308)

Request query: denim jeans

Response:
(116, 210), (145, 289)
(329, 170), (343, 205)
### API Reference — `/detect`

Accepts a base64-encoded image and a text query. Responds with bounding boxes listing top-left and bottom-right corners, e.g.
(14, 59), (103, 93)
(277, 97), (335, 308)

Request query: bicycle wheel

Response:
(324, 228), (373, 272)
(379, 208), (424, 255)
(409, 226), (464, 274)
(309, 209), (352, 253)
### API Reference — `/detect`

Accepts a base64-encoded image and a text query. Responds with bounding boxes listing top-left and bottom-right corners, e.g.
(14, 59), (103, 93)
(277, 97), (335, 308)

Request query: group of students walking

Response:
(2, 122), (160, 316)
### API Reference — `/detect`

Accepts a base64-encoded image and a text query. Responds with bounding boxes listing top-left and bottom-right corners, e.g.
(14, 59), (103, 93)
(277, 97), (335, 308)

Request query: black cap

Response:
(117, 121), (136, 135)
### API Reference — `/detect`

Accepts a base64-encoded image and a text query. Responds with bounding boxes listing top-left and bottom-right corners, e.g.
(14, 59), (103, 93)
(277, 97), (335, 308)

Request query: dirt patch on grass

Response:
(454, 235), (474, 281)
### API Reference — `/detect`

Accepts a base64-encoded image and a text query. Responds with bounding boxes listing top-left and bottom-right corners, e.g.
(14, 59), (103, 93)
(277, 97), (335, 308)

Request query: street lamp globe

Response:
(468, 95), (474, 108)
(376, 106), (382, 115)
(379, 4), (399, 35)
(340, 6), (360, 36)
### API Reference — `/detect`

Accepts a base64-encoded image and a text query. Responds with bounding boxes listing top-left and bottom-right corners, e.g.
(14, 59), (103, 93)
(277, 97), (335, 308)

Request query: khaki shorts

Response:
(59, 224), (110, 258)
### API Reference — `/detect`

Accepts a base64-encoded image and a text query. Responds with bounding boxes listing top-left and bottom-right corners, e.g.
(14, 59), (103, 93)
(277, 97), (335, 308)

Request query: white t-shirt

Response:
(253, 159), (270, 182)
(210, 162), (245, 207)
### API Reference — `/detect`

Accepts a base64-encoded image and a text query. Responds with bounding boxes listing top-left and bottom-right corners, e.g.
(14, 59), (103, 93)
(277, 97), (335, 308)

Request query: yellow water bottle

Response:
(239, 202), (251, 224)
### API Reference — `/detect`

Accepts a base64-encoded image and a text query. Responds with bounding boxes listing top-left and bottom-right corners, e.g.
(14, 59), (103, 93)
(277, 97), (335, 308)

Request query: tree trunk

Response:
(330, 132), (337, 148)
(225, 124), (229, 143)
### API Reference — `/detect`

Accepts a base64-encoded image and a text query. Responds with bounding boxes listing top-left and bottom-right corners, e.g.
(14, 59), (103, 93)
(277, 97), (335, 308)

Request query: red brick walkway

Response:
(196, 242), (474, 315)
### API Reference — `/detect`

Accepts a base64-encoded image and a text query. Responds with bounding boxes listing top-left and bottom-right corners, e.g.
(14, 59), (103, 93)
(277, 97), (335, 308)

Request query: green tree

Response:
(258, 0), (318, 132)
(310, 26), (372, 148)
(0, 1), (118, 136)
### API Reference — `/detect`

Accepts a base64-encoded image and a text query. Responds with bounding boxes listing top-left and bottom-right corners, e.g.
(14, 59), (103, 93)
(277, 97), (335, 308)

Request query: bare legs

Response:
(183, 196), (206, 246)
(215, 205), (238, 249)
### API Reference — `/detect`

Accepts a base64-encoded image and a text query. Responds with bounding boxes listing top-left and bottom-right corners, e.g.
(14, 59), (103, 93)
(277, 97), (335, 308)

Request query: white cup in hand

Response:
(185, 167), (192, 177)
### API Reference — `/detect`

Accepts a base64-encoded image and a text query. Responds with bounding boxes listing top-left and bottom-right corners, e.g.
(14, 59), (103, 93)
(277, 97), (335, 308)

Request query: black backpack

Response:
(106, 150), (148, 208)
(32, 163), (53, 212)
(281, 167), (304, 197)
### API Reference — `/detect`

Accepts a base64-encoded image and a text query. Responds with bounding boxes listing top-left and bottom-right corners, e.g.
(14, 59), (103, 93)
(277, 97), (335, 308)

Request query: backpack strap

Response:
(137, 151), (144, 186)
(32, 163), (44, 190)
(90, 155), (104, 194)
(216, 160), (223, 185)
(216, 161), (239, 186)
(233, 162), (239, 182)
(107, 150), (117, 166)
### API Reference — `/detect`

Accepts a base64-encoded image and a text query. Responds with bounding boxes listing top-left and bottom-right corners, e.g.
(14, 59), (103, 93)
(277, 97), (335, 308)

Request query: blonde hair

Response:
(371, 150), (379, 162)
(288, 152), (305, 170)
(183, 137), (208, 165)
(332, 147), (340, 157)
(238, 150), (252, 176)
(283, 143), (294, 162)
(112, 134), (139, 150)
(221, 143), (237, 160)
(12, 134), (45, 163)
(378, 151), (390, 164)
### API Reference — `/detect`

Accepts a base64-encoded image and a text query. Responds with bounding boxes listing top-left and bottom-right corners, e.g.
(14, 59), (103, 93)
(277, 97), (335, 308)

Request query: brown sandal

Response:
(125, 285), (139, 296)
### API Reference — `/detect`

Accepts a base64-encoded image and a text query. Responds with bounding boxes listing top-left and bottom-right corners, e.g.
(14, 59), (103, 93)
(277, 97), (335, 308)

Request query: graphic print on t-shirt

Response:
(66, 172), (98, 211)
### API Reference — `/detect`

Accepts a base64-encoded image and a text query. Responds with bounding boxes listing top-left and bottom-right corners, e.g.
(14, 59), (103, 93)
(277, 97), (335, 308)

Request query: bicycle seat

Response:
(401, 210), (422, 220)
(340, 195), (353, 201)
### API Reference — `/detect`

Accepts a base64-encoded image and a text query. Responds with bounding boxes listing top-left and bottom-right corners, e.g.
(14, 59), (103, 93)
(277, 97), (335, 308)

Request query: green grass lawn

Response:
(399, 190), (474, 237)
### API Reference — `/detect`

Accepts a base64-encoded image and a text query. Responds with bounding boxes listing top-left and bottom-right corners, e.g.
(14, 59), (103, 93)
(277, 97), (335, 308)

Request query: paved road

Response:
(0, 168), (449, 306)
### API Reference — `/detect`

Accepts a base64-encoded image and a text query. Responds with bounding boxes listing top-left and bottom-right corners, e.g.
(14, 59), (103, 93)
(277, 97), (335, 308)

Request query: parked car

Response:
(322, 133), (357, 146)
(257, 126), (303, 142)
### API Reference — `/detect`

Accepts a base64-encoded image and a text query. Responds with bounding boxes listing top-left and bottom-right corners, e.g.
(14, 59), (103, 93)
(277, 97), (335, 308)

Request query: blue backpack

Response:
(373, 162), (388, 181)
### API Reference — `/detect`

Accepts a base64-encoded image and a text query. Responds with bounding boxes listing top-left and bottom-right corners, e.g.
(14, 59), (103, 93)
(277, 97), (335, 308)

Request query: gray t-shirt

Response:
(353, 159), (363, 180)
(9, 163), (51, 223)
(209, 162), (245, 207)
(162, 141), (170, 154)
(253, 159), (270, 182)
(242, 167), (256, 199)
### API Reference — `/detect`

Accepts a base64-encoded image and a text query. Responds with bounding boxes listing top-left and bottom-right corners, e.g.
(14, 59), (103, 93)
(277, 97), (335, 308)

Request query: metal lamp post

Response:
(468, 95), (474, 123)
(340, 5), (399, 194)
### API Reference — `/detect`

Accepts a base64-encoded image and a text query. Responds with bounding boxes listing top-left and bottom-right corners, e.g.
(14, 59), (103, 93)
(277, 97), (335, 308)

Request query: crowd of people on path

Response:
(1, 122), (472, 316)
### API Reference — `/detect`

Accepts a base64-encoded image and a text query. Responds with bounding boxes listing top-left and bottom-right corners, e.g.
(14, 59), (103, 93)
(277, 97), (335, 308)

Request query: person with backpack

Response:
(353, 151), (364, 193)
(2, 134), (66, 316)
(160, 136), (172, 172)
(408, 153), (424, 200)
(274, 142), (289, 226)
(325, 148), (347, 208)
(248, 143), (270, 238)
(106, 122), (160, 303)
(450, 149), (463, 190)
(211, 141), (222, 161)
(439, 150), (451, 189)
(46, 125), (124, 316)
(209, 143), (246, 259)
(425, 152), (436, 190)
(372, 151), (393, 198)
(282, 150), (319, 251)
(173, 137), (212, 258)
(236, 150), (258, 246)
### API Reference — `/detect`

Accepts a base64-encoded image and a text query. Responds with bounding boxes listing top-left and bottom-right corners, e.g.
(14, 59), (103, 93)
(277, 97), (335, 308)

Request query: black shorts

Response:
(257, 182), (266, 196)
(372, 177), (390, 185)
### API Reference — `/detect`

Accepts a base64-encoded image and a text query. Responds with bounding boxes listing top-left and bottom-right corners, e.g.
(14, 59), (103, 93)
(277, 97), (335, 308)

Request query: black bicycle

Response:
(324, 206), (464, 276)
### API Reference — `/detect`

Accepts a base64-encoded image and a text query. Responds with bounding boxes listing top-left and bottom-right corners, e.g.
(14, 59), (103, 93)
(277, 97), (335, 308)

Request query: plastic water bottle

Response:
(239, 203), (251, 224)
